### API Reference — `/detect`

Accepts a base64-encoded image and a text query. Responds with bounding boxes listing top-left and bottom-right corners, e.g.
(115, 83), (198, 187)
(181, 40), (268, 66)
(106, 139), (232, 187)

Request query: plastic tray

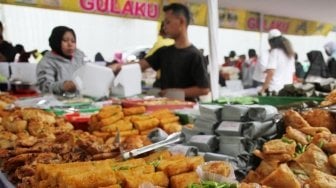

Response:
(122, 98), (195, 111)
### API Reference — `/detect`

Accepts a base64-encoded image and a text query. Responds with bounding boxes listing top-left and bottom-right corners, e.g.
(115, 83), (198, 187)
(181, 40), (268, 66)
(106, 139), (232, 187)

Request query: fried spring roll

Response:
(160, 116), (179, 125)
(100, 112), (124, 126)
(161, 123), (182, 134)
(97, 105), (122, 119)
(112, 129), (139, 137)
(170, 172), (200, 188)
(123, 106), (146, 116)
(101, 120), (133, 132)
(133, 118), (160, 131)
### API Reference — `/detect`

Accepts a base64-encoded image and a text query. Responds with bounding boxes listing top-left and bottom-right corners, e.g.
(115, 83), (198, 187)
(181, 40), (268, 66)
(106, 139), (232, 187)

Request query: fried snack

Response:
(283, 110), (310, 129)
(308, 169), (336, 188)
(123, 172), (169, 188)
(160, 116), (179, 125)
(301, 109), (336, 132)
(285, 126), (309, 145)
(123, 106), (146, 116)
(3, 119), (27, 133)
(165, 160), (190, 177)
(98, 185), (122, 188)
(187, 156), (204, 170)
(294, 144), (332, 175)
(143, 150), (172, 163)
(202, 161), (232, 177)
(328, 154), (336, 168)
(253, 150), (292, 162)
(121, 135), (151, 151)
(128, 115), (153, 122)
(0, 131), (17, 149)
(100, 111), (124, 127)
(139, 128), (157, 135)
(262, 139), (296, 155)
(254, 160), (279, 180)
(156, 154), (187, 171)
(300, 126), (331, 136)
(97, 105), (122, 120)
(150, 109), (174, 119)
(170, 172), (200, 188)
(161, 122), (182, 134)
(116, 164), (155, 182)
(101, 120), (133, 132)
(133, 118), (160, 131)
(112, 129), (139, 137)
(260, 163), (300, 188)
(320, 89), (336, 107)
(21, 108), (56, 124)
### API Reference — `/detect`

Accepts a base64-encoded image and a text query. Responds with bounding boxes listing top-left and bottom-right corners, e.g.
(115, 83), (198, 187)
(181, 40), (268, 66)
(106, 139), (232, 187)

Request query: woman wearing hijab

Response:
(36, 26), (88, 95)
(305, 50), (329, 82)
(260, 29), (295, 94)
(324, 41), (336, 78)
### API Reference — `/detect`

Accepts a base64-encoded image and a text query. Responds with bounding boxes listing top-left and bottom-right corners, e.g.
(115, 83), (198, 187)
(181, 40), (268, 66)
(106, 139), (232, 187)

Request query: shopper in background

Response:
(0, 21), (16, 62)
(294, 53), (305, 82)
(137, 3), (210, 101)
(324, 41), (336, 78)
(36, 26), (88, 95)
(304, 50), (329, 82)
(260, 29), (295, 94)
(242, 49), (258, 88)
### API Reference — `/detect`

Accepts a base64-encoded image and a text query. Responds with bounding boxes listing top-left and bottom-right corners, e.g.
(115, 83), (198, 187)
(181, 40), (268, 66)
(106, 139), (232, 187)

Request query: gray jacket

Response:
(36, 49), (87, 95)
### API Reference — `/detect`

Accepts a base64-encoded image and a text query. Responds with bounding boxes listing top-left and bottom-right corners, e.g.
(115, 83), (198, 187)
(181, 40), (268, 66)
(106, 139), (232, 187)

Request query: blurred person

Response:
(294, 52), (305, 82)
(305, 50), (329, 82)
(94, 52), (105, 62)
(242, 49), (258, 88)
(0, 21), (16, 62)
(236, 54), (246, 72)
(223, 50), (237, 66)
(136, 3), (210, 101)
(14, 44), (38, 63)
(260, 29), (295, 94)
(324, 41), (336, 78)
(36, 26), (88, 95)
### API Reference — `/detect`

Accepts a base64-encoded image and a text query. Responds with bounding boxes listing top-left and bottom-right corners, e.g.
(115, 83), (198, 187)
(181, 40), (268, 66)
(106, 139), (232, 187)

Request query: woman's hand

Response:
(63, 80), (77, 92)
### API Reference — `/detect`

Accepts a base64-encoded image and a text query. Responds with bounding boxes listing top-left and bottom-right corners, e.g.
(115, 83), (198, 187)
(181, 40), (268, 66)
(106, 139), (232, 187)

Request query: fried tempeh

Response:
(170, 172), (200, 188)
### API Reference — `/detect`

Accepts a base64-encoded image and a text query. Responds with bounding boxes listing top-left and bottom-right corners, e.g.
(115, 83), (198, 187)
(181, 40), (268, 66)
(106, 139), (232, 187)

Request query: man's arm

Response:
(260, 69), (274, 93)
(138, 59), (151, 72)
(161, 86), (210, 98)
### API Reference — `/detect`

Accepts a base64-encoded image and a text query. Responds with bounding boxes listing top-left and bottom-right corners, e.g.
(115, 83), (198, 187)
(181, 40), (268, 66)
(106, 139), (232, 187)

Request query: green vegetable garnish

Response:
(318, 140), (325, 148)
(306, 135), (312, 143)
(281, 136), (294, 144)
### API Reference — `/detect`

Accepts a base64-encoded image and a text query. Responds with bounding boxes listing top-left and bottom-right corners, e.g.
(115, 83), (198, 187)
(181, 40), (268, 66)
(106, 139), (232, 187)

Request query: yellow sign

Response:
(0, 0), (162, 20)
(1, 0), (334, 35)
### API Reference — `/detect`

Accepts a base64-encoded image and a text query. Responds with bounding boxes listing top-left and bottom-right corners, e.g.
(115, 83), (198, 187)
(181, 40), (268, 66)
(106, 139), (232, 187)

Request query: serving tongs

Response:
(116, 129), (184, 160)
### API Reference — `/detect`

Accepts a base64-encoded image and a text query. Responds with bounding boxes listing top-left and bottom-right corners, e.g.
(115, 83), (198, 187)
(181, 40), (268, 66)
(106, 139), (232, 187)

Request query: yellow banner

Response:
(218, 7), (334, 36)
(0, 0), (162, 20)
(1, 0), (333, 35)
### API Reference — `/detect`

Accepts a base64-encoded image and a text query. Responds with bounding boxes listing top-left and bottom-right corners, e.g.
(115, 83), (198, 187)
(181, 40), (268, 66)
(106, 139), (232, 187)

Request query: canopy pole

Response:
(207, 0), (220, 100)
(259, 13), (264, 54)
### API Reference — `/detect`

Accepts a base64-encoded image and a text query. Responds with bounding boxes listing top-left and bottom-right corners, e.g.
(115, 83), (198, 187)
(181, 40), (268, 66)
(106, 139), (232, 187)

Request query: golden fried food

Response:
(300, 126), (331, 136)
(97, 105), (122, 120)
(320, 89), (336, 107)
(100, 111), (124, 127)
(161, 122), (182, 134)
(328, 154), (336, 168)
(285, 126), (309, 145)
(121, 135), (151, 151)
(283, 110), (310, 129)
(295, 144), (332, 176)
(170, 172), (200, 188)
(3, 119), (27, 133)
(202, 161), (232, 177)
(308, 169), (336, 188)
(262, 139), (296, 155)
(123, 106), (146, 116)
(101, 120), (133, 132)
(133, 118), (160, 131)
(160, 116), (179, 125)
(260, 164), (301, 188)
(301, 109), (336, 132)
(143, 150), (172, 163)
(21, 108), (56, 124)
